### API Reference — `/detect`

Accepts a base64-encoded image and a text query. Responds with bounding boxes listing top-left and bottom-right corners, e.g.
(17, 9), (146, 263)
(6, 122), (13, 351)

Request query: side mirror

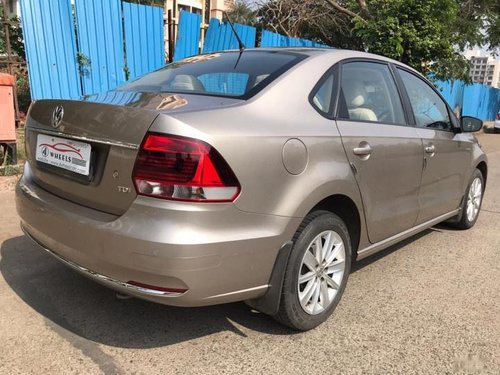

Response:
(461, 116), (483, 132)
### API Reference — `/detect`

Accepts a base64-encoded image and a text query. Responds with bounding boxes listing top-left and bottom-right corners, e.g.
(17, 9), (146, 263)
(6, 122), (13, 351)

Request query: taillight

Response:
(132, 133), (240, 202)
(497, 113), (500, 120)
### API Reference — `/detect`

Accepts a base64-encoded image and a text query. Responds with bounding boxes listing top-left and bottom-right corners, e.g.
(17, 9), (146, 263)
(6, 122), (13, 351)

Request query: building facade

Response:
(468, 55), (500, 89)
(165, 0), (233, 22)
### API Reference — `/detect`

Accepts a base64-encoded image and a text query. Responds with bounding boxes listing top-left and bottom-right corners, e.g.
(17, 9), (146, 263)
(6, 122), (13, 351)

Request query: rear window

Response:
(118, 51), (306, 99)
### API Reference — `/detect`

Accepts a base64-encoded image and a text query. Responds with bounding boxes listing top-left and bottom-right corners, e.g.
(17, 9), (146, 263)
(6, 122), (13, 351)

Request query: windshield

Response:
(118, 50), (307, 99)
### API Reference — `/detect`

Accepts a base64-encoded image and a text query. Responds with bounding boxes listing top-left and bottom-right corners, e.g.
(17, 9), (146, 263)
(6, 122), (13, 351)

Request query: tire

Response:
(453, 169), (484, 229)
(274, 211), (351, 331)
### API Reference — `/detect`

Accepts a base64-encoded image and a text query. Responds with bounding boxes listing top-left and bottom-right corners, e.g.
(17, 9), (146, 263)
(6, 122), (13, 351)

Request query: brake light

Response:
(132, 133), (240, 202)
(497, 113), (500, 120)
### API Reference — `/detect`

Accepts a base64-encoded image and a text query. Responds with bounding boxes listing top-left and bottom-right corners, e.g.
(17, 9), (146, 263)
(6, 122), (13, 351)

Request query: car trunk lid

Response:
(25, 93), (243, 215)
(25, 99), (160, 216)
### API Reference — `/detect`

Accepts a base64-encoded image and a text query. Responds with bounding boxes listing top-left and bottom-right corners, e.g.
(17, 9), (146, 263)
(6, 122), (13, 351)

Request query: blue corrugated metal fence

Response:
(202, 18), (257, 53)
(173, 10), (202, 62)
(437, 80), (500, 121)
(20, 0), (165, 100)
(123, 2), (164, 80)
(74, 0), (126, 95)
(260, 30), (329, 48)
(19, 0), (81, 100)
(20, 4), (499, 120)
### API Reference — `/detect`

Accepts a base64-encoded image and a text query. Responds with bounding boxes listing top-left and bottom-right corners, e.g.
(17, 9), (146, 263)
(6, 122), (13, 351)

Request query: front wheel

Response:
(274, 211), (351, 331)
(453, 169), (484, 229)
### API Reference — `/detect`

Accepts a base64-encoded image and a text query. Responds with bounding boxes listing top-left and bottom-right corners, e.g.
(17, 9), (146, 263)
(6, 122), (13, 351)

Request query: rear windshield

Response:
(118, 50), (307, 99)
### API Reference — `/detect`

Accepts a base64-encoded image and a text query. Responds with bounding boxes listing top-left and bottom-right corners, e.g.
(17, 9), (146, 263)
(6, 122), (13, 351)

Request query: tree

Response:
(257, 0), (359, 48)
(253, 0), (499, 81)
(350, 0), (473, 81)
(0, 3), (25, 59)
(227, 0), (257, 26)
(456, 0), (500, 51)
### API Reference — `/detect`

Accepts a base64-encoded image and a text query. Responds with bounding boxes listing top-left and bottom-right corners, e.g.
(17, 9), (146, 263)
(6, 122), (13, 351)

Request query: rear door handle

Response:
(425, 144), (435, 154)
(353, 143), (372, 156)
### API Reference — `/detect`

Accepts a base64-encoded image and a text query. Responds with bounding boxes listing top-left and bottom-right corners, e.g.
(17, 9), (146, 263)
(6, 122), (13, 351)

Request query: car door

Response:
(335, 61), (423, 244)
(395, 68), (471, 224)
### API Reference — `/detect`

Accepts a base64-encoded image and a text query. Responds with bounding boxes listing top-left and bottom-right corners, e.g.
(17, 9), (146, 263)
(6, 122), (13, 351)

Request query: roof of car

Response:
(216, 47), (404, 64)
(213, 47), (416, 71)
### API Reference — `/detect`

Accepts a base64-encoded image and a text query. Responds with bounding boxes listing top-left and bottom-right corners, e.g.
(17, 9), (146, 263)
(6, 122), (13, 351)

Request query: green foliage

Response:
(76, 52), (91, 78)
(227, 0), (257, 26)
(124, 65), (130, 81)
(254, 0), (500, 82)
(16, 72), (31, 113)
(0, 4), (25, 59)
(351, 0), (472, 81)
(0, 163), (23, 176)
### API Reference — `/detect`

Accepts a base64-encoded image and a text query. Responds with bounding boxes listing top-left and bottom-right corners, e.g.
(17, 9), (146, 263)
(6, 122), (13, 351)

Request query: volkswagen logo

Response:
(52, 105), (64, 128)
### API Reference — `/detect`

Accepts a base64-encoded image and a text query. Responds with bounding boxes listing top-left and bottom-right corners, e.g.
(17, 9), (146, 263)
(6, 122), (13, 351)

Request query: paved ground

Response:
(1, 132), (499, 375)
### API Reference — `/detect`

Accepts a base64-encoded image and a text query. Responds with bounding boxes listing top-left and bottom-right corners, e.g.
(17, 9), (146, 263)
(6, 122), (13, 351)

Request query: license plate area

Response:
(36, 134), (93, 181)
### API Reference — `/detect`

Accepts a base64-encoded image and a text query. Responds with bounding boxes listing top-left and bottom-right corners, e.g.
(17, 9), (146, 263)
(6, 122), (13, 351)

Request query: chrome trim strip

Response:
(204, 285), (269, 300)
(357, 209), (460, 260)
(29, 127), (139, 150)
(21, 225), (185, 297)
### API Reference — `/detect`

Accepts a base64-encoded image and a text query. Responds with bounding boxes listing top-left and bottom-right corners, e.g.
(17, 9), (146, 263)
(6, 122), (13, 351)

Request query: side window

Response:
(339, 62), (406, 125)
(311, 72), (335, 116)
(398, 69), (452, 131)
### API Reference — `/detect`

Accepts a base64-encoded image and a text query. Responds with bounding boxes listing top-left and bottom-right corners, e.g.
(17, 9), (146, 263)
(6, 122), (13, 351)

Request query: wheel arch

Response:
(307, 194), (362, 257)
(246, 193), (364, 316)
(476, 161), (487, 187)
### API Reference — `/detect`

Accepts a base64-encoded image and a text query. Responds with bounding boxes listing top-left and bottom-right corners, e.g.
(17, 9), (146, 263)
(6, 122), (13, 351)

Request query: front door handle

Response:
(425, 144), (435, 154)
(353, 143), (372, 156)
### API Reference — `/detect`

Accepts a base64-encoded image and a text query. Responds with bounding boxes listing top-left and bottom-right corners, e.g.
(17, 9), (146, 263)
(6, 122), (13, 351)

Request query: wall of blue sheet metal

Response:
(173, 10), (202, 61)
(19, 5), (500, 120)
(19, 0), (82, 100)
(74, 0), (126, 95)
(20, 0), (164, 100)
(437, 80), (500, 121)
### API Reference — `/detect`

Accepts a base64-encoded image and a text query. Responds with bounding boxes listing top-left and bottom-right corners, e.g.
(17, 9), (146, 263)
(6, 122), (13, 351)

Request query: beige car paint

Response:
(16, 48), (487, 308)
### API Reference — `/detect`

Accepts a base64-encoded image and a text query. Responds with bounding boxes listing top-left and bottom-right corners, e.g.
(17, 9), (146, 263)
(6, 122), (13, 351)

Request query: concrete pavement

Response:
(1, 133), (499, 374)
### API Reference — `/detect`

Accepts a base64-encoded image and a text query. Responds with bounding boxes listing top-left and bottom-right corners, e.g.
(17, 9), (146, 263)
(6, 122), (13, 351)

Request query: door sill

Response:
(357, 209), (459, 260)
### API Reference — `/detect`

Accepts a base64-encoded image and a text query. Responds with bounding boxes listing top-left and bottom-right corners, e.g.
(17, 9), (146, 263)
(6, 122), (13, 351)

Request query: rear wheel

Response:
(274, 211), (351, 331)
(453, 169), (484, 229)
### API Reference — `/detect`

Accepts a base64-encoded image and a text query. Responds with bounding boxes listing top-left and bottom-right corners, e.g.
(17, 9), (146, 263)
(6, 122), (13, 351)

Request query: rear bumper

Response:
(16, 165), (301, 306)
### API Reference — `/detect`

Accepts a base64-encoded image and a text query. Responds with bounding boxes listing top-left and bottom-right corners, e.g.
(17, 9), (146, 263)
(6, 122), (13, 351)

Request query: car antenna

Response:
(223, 11), (246, 52)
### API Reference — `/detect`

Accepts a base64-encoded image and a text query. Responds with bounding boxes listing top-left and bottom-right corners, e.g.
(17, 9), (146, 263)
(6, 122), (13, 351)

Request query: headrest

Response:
(170, 75), (204, 91)
(343, 81), (366, 108)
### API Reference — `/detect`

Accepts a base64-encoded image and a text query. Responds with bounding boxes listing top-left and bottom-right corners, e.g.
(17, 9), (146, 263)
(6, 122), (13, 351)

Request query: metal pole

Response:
(2, 0), (20, 125)
(200, 0), (205, 53)
(163, 0), (167, 64)
(167, 9), (174, 63)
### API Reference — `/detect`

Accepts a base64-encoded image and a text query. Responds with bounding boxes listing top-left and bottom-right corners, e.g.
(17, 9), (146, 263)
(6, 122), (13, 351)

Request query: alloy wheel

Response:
(297, 230), (346, 315)
(466, 177), (482, 222)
